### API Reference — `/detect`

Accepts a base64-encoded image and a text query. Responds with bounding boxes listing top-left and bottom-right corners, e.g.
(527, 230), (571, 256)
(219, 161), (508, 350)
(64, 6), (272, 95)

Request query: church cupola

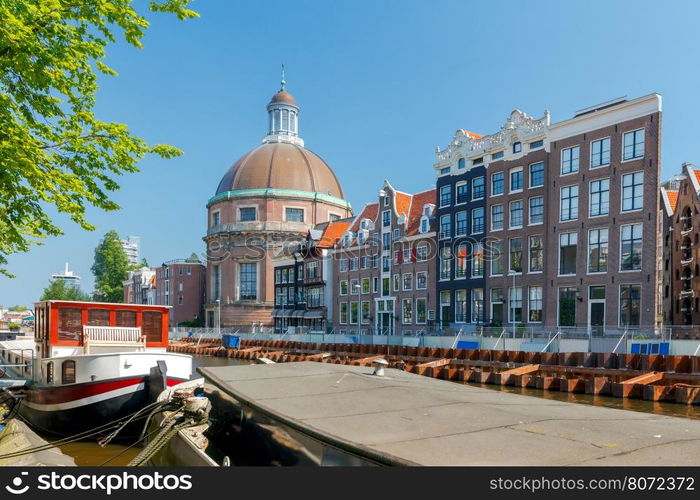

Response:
(263, 65), (303, 147)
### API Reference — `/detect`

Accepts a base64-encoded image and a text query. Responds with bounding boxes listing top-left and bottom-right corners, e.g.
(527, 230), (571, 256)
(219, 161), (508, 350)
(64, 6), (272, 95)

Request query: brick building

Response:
(330, 181), (437, 335)
(434, 94), (662, 333)
(155, 258), (206, 326)
(272, 220), (351, 333)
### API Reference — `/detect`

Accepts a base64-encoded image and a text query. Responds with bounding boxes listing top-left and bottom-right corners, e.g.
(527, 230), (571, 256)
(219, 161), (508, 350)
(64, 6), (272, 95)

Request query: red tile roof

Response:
(394, 192), (412, 218)
(406, 189), (436, 236)
(694, 170), (700, 187)
(318, 221), (351, 248)
(348, 203), (379, 234)
(666, 190), (679, 212)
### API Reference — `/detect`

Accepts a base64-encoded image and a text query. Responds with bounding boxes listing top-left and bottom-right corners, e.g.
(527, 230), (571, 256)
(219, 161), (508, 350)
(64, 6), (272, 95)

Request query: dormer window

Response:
(492, 151), (504, 160)
(472, 157), (483, 166)
(384, 195), (390, 207)
(440, 167), (450, 175)
(420, 217), (429, 234)
(513, 141), (522, 154)
(458, 158), (466, 169)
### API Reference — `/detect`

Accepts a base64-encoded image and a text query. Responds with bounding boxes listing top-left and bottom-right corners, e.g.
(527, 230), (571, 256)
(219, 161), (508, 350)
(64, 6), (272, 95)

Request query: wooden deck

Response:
(199, 361), (700, 466)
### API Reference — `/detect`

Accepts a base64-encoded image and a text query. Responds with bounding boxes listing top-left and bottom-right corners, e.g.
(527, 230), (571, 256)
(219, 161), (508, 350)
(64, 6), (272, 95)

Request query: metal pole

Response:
(216, 299), (221, 338)
(511, 272), (516, 338)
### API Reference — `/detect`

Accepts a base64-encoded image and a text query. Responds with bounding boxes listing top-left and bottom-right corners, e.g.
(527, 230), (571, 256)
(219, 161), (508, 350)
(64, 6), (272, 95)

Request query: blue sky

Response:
(2, 0), (699, 307)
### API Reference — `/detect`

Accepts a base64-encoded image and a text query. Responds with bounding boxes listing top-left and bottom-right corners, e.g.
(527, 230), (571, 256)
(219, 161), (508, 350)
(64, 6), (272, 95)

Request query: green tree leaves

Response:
(0, 0), (198, 277)
(92, 230), (130, 302)
(40, 278), (92, 301)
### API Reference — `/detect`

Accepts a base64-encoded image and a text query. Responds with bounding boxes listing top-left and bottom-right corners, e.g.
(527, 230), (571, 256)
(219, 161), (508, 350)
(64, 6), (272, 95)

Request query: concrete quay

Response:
(201, 362), (700, 466)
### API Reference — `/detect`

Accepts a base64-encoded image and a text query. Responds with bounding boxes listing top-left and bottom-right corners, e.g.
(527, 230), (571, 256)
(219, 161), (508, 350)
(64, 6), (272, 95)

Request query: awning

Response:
(304, 310), (325, 319)
(271, 309), (282, 318)
(281, 310), (294, 318)
(292, 310), (306, 318)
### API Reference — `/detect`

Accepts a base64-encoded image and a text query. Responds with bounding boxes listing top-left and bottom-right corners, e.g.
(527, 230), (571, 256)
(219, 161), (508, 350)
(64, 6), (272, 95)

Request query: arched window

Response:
(457, 158), (465, 169)
(46, 362), (54, 384)
(683, 207), (692, 230)
(273, 110), (280, 132)
(62, 360), (76, 384)
(281, 109), (289, 131)
(665, 285), (669, 298)
(665, 259), (669, 271)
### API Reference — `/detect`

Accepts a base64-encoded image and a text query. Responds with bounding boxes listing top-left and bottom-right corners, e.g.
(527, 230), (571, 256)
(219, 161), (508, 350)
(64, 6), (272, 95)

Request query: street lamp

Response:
(216, 299), (221, 337)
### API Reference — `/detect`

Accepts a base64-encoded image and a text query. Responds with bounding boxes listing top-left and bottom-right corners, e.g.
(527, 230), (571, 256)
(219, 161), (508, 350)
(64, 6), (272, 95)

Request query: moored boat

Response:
(0, 300), (192, 439)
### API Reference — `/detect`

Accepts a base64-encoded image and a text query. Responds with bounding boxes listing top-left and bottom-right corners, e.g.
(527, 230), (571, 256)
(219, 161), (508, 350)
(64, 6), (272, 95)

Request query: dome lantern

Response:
(263, 65), (303, 147)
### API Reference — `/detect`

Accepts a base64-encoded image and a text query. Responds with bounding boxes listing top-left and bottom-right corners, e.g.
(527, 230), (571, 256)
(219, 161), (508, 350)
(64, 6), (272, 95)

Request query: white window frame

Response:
(559, 185), (579, 222)
(472, 176), (485, 201)
(621, 171), (644, 213)
(238, 204), (258, 222)
(491, 204), (504, 231)
(509, 200), (523, 229)
(558, 232), (578, 277)
(283, 206), (306, 223)
(589, 178), (610, 218)
(455, 181), (468, 205)
(622, 128), (645, 162)
(561, 145), (580, 176)
(529, 161), (545, 188)
(528, 196), (544, 226)
(471, 207), (485, 235)
(619, 223), (643, 272)
(528, 235), (544, 274)
(589, 136), (611, 169)
(509, 167), (524, 193)
(587, 227), (609, 275)
(527, 285), (543, 323)
(491, 171), (504, 197)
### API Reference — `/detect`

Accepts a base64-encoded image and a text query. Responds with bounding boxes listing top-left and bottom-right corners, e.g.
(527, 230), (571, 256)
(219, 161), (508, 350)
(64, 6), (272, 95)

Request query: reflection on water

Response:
(462, 381), (700, 420)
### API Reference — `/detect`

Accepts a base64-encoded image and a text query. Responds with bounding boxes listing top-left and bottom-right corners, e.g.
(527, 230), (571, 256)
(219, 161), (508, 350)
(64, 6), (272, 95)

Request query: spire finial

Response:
(280, 64), (286, 91)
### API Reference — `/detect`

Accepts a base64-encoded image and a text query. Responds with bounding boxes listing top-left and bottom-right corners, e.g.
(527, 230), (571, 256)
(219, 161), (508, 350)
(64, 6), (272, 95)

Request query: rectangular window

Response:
(513, 142), (522, 154)
(360, 256), (369, 269)
(559, 232), (577, 275)
(530, 139), (544, 149)
(471, 207), (484, 234)
(509, 287), (522, 322)
(472, 243), (484, 277)
(416, 298), (427, 324)
(589, 178), (610, 217)
(509, 238), (523, 273)
(491, 204), (504, 231)
(588, 228), (608, 273)
(622, 172), (644, 212)
(472, 176), (485, 200)
(509, 200), (523, 228)
(350, 302), (359, 324)
(561, 146), (580, 175)
(285, 208), (304, 222)
(372, 277), (378, 293)
(440, 214), (452, 239)
(340, 303), (348, 324)
(382, 255), (390, 272)
(339, 259), (348, 272)
(529, 235), (543, 273)
(339, 280), (348, 295)
(416, 271), (427, 290)
(558, 287), (577, 326)
(510, 168), (523, 192)
(456, 182), (468, 204)
(491, 172), (504, 196)
(362, 277), (370, 294)
(492, 151), (504, 160)
(440, 185), (451, 207)
(57, 308), (82, 341)
(382, 210), (391, 227)
(620, 224), (643, 271)
(455, 290), (467, 323)
(361, 301), (370, 324)
(88, 308), (110, 326)
(440, 246), (452, 280)
(490, 288), (503, 324)
(623, 129), (644, 161)
(529, 196), (544, 225)
(471, 289), (484, 323)
(393, 274), (400, 292)
(619, 284), (641, 326)
(382, 232), (390, 250)
(560, 185), (579, 221)
(529, 161), (544, 187)
(212, 211), (220, 227)
(382, 278), (390, 296)
(402, 298), (413, 324)
(212, 265), (221, 300)
(416, 244), (428, 261)
(455, 211), (467, 236)
(455, 243), (468, 278)
(403, 273), (413, 291)
(528, 286), (543, 322)
(491, 240), (504, 276)
(239, 207), (257, 221)
(590, 137), (610, 168)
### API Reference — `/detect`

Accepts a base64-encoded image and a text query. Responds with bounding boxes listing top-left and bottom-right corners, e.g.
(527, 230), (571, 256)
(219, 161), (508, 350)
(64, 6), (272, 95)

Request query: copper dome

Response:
(269, 90), (297, 106)
(215, 142), (345, 198)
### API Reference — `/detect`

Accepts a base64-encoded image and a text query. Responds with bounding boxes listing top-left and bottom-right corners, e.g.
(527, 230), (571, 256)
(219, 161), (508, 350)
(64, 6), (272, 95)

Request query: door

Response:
(588, 286), (606, 336)
(491, 303), (503, 326)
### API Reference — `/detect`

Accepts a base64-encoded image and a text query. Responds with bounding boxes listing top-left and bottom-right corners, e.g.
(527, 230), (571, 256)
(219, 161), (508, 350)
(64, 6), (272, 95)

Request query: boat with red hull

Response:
(0, 300), (192, 439)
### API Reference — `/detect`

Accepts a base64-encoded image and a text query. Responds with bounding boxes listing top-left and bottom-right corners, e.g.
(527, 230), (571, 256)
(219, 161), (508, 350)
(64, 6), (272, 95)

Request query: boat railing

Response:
(83, 326), (146, 353)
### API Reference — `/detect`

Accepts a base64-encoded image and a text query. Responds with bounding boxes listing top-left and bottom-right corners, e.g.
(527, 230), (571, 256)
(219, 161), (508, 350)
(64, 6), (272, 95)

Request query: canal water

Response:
(37, 356), (700, 464)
